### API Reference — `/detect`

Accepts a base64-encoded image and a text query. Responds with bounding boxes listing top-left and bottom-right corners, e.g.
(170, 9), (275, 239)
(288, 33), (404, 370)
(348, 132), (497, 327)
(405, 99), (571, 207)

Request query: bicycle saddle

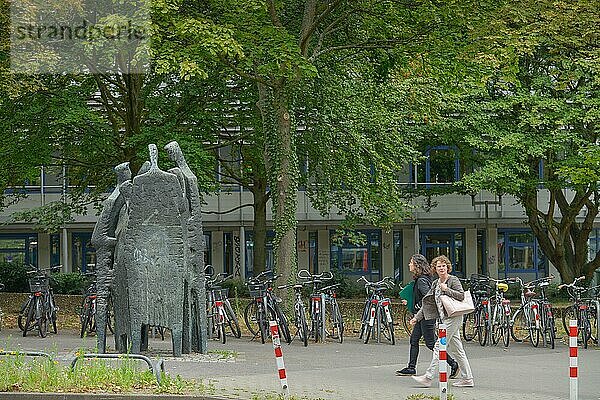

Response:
(538, 281), (550, 288)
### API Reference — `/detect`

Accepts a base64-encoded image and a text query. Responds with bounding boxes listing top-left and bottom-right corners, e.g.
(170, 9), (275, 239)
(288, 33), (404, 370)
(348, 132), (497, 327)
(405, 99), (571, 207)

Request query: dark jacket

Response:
(413, 274), (433, 313)
(414, 275), (465, 322)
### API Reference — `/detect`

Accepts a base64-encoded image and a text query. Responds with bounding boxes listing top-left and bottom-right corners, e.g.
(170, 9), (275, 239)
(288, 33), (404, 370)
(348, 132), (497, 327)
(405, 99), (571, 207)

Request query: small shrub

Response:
(51, 273), (86, 295)
(0, 261), (29, 293)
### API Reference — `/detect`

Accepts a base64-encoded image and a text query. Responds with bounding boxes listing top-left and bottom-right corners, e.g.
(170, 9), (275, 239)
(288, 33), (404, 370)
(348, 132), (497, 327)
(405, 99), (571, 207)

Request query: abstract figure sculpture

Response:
(91, 142), (208, 356)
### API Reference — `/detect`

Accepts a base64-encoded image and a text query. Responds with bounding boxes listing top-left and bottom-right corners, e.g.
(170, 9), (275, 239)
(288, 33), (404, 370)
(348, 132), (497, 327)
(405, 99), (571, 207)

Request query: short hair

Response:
(411, 254), (432, 277)
(431, 255), (453, 273)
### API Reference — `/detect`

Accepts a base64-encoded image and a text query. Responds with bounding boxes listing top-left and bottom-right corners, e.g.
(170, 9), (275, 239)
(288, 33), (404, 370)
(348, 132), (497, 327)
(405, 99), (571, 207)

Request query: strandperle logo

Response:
(13, 19), (146, 42)
(10, 0), (150, 74)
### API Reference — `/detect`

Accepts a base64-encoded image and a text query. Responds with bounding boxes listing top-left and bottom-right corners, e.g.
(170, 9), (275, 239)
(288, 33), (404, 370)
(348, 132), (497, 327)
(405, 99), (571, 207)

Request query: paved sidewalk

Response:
(1, 328), (599, 400)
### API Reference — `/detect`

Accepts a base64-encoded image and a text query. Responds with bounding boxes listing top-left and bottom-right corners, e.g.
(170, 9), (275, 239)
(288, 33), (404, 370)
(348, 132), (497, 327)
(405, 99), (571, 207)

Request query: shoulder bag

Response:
(440, 290), (475, 317)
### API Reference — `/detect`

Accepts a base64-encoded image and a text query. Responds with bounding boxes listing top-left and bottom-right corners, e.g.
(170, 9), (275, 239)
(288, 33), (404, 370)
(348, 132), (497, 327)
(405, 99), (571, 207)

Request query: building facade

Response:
(2, 168), (598, 284)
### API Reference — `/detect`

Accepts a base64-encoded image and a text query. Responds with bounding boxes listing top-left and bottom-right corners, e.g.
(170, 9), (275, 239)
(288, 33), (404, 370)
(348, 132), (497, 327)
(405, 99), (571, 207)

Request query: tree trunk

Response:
(251, 177), (269, 275)
(523, 188), (600, 284)
(257, 82), (298, 304)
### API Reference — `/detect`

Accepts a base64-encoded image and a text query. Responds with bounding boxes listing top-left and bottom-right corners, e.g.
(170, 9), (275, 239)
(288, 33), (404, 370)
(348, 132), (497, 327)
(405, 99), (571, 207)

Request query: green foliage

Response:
(220, 277), (249, 299)
(0, 262), (28, 293)
(51, 273), (86, 295)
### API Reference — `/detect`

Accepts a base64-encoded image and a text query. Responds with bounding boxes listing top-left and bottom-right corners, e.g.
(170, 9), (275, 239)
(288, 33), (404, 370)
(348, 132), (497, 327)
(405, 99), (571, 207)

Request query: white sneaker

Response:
(452, 378), (474, 387)
(412, 375), (432, 387)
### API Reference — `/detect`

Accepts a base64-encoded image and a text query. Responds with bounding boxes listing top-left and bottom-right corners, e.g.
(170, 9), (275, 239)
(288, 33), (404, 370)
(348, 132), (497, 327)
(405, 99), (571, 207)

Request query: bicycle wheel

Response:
(502, 315), (511, 347)
(562, 305), (577, 336)
(587, 303), (598, 344)
(297, 305), (309, 347)
(23, 297), (37, 337)
(511, 307), (528, 342)
(218, 308), (227, 344)
(545, 316), (556, 349)
(580, 312), (591, 349)
(243, 301), (260, 337)
(528, 307), (540, 348)
(105, 297), (115, 334)
(329, 300), (344, 344)
(358, 299), (370, 339)
(80, 298), (92, 338)
(379, 305), (395, 345)
(37, 297), (48, 338)
(364, 304), (375, 344)
(477, 307), (488, 346)
(18, 298), (35, 332)
(224, 300), (242, 338)
(274, 304), (292, 344)
(491, 304), (503, 346)
(463, 311), (477, 342)
(312, 308), (323, 343)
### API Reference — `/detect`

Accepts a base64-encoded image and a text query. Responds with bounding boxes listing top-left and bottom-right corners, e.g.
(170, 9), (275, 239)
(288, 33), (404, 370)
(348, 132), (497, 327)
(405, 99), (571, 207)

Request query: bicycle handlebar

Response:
(297, 269), (333, 281)
(26, 265), (62, 276)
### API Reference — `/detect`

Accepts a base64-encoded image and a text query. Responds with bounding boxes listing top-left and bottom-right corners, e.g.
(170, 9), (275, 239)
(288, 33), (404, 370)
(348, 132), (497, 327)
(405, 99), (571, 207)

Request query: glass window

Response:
(223, 232), (233, 275)
(0, 234), (38, 266)
(245, 230), (275, 277)
(72, 233), (96, 273)
(498, 230), (546, 278)
(477, 229), (487, 275)
(50, 234), (61, 266)
(421, 230), (465, 276)
(588, 229), (599, 263)
(204, 232), (211, 268)
(415, 146), (460, 184)
(330, 229), (381, 278)
(393, 231), (403, 282)
(309, 231), (318, 274)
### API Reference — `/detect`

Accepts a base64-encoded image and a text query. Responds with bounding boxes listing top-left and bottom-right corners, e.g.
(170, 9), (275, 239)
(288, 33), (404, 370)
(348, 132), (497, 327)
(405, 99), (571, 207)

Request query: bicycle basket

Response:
(248, 283), (266, 298)
(213, 288), (229, 301)
(29, 276), (49, 293)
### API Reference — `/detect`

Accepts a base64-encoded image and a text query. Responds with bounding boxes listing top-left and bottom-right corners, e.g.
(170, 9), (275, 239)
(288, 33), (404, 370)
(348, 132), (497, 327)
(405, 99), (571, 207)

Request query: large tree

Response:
(154, 0), (469, 292)
(431, 0), (600, 283)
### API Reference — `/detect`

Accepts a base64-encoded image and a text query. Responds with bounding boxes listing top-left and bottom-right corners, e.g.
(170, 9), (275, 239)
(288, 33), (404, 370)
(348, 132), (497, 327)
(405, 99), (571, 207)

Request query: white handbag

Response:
(440, 290), (475, 317)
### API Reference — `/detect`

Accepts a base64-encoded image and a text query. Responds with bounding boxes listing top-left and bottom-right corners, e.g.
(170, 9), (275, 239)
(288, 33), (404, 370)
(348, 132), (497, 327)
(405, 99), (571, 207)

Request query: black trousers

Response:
(408, 318), (456, 369)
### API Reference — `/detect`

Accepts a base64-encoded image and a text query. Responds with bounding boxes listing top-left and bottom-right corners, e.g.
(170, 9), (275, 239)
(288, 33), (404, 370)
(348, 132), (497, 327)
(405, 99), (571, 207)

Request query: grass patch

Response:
(406, 394), (455, 400)
(0, 352), (209, 395)
(208, 349), (239, 358)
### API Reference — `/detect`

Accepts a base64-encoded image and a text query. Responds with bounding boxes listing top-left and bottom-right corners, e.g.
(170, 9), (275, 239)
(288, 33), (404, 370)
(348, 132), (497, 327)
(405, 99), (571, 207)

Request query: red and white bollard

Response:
(438, 323), (448, 400)
(269, 321), (289, 395)
(569, 319), (578, 400)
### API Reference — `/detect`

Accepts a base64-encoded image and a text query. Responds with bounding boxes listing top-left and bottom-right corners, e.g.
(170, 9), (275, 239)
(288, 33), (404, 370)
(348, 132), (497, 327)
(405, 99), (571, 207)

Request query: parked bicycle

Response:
(79, 272), (115, 338)
(463, 274), (492, 346)
(510, 276), (546, 347)
(298, 269), (344, 343)
(244, 271), (291, 344)
(559, 276), (598, 348)
(357, 276), (395, 345)
(489, 277), (514, 347)
(205, 269), (241, 344)
(531, 276), (556, 349)
(19, 264), (61, 338)
(278, 282), (309, 346)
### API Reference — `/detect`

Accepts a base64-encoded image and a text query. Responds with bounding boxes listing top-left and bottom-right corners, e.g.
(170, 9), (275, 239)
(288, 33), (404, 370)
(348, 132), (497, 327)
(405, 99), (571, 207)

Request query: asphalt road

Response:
(1, 328), (599, 400)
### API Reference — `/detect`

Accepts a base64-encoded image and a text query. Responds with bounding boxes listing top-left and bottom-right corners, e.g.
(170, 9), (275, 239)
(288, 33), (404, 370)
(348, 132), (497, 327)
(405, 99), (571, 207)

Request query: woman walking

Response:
(410, 255), (474, 388)
(396, 254), (459, 378)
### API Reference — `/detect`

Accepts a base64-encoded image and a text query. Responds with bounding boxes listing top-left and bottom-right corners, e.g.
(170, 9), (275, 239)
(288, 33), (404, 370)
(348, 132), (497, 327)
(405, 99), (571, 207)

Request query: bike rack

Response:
(70, 353), (165, 384)
(0, 350), (53, 360)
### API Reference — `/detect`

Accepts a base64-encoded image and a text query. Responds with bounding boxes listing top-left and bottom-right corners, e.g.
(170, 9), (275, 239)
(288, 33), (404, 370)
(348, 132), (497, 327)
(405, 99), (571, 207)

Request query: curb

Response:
(0, 393), (226, 400)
